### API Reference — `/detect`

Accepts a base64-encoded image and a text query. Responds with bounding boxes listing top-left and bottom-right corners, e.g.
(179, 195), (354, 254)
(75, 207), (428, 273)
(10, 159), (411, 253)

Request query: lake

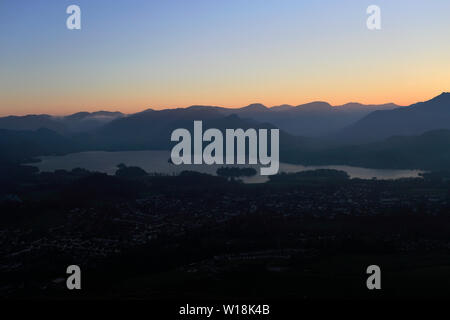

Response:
(27, 150), (424, 183)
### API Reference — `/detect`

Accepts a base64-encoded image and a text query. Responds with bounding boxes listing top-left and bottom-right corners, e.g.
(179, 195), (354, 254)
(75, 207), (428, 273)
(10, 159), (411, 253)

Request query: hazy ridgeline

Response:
(0, 93), (450, 171)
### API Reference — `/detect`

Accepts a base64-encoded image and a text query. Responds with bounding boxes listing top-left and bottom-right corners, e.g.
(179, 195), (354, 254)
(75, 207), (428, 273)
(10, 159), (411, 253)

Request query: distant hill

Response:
(0, 128), (81, 163)
(84, 108), (224, 150)
(81, 108), (309, 151)
(0, 111), (124, 134)
(63, 111), (124, 122)
(169, 101), (400, 136)
(59, 111), (124, 132)
(0, 115), (66, 133)
(2, 96), (450, 171)
(0, 102), (400, 138)
(336, 93), (450, 143)
(240, 102), (399, 136)
(286, 129), (450, 171)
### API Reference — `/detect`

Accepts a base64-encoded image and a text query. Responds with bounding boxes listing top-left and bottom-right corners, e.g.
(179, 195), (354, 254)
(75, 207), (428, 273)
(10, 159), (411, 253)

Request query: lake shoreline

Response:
(24, 150), (426, 184)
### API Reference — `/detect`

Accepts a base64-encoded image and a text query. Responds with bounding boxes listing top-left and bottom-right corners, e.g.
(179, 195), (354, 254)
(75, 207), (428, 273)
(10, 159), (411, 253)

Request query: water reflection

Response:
(28, 150), (424, 184)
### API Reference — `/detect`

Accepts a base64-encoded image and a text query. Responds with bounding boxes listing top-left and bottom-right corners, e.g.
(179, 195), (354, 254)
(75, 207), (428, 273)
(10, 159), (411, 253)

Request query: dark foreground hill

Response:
(1, 93), (450, 171)
(336, 92), (450, 143)
(285, 129), (450, 170)
(3, 123), (450, 172)
(80, 109), (310, 151)
(0, 128), (81, 163)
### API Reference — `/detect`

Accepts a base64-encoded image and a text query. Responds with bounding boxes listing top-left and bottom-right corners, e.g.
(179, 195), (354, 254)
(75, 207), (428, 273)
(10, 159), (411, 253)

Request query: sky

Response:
(0, 0), (450, 116)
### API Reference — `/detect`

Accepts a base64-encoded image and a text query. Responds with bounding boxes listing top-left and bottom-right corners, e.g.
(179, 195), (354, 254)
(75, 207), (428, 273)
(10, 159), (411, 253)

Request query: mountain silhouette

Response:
(288, 129), (450, 170)
(0, 111), (124, 134)
(232, 102), (399, 136)
(61, 111), (124, 132)
(0, 128), (81, 163)
(64, 111), (124, 121)
(86, 108), (224, 150)
(81, 109), (307, 151)
(0, 102), (401, 138)
(337, 93), (450, 143)
(160, 102), (400, 136)
(1, 94), (450, 171)
(0, 115), (66, 133)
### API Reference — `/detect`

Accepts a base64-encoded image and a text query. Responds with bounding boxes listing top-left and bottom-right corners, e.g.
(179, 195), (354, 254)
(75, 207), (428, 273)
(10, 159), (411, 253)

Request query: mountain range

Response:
(142, 101), (400, 137)
(214, 101), (400, 136)
(1, 93), (450, 170)
(284, 129), (450, 171)
(0, 111), (124, 134)
(336, 92), (450, 143)
(0, 102), (399, 137)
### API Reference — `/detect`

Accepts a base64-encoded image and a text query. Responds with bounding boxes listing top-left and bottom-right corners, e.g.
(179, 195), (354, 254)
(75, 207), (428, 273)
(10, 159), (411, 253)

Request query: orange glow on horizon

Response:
(1, 90), (446, 117)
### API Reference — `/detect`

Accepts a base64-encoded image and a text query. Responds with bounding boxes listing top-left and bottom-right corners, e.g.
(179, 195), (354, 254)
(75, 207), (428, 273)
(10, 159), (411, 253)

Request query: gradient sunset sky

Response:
(1, 0), (449, 116)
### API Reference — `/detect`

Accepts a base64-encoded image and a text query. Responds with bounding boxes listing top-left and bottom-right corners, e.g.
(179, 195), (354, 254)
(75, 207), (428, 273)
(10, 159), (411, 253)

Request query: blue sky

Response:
(1, 0), (449, 115)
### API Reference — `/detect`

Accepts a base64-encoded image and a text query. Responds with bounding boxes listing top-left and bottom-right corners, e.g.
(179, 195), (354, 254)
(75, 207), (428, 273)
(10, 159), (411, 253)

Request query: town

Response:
(1, 167), (450, 298)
